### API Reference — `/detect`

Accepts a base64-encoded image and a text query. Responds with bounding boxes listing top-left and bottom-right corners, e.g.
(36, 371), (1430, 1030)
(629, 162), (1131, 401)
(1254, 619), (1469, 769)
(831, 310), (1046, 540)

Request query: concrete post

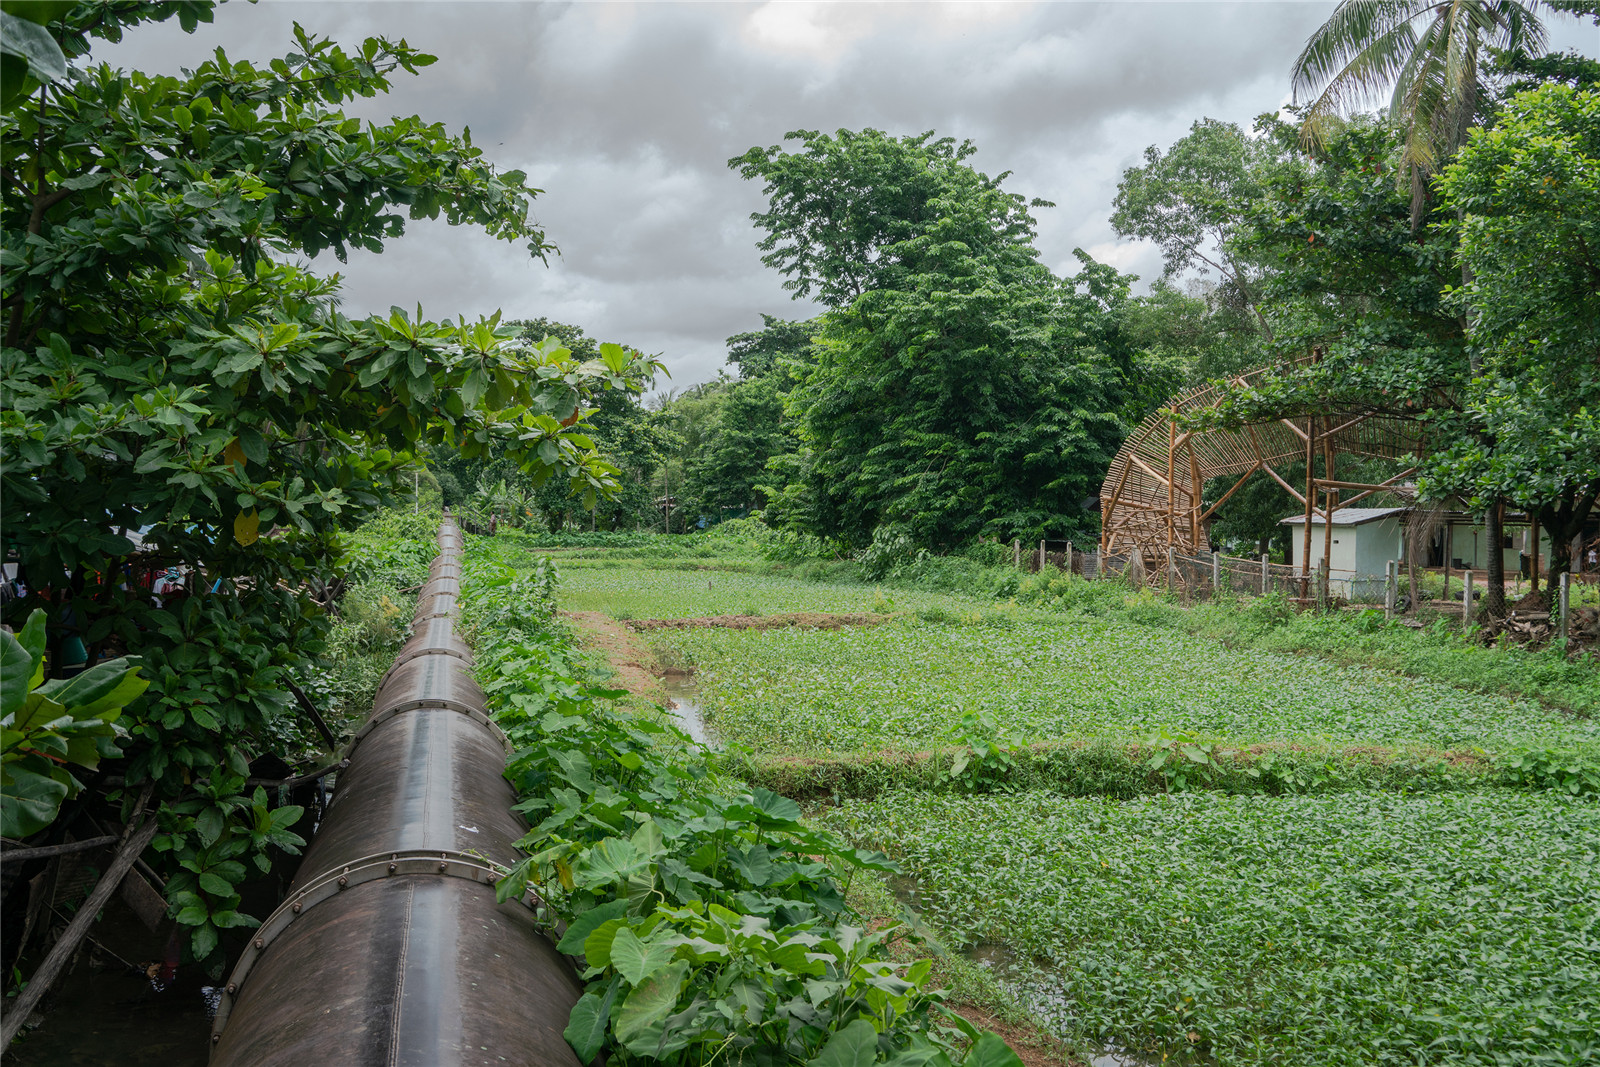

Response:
(1317, 559), (1329, 609)
(1463, 570), (1474, 624)
(1559, 571), (1571, 644)
(1261, 553), (1270, 595)
(1211, 552), (1222, 598)
(1065, 541), (1073, 575)
(1039, 539), (1046, 572)
(1013, 539), (1020, 569)
(1385, 560), (1397, 620)
(1167, 545), (1176, 591)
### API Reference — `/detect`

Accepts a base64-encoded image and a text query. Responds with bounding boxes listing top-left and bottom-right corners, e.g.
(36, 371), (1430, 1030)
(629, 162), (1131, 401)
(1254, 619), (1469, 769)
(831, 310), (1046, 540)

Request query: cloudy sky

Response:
(101, 1), (1598, 390)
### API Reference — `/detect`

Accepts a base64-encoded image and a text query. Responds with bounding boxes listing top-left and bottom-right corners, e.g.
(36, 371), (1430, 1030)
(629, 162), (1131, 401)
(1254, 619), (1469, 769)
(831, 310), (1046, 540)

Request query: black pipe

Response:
(211, 516), (581, 1067)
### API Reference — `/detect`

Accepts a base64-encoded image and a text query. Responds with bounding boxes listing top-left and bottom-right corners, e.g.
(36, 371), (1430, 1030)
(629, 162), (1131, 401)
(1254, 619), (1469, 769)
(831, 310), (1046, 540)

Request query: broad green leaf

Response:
(557, 897), (629, 955)
(615, 960), (687, 1054)
(0, 762), (69, 837)
(808, 1018), (879, 1067)
(0, 11), (66, 83)
(610, 926), (677, 986)
(564, 976), (621, 1062)
(962, 1034), (1024, 1067)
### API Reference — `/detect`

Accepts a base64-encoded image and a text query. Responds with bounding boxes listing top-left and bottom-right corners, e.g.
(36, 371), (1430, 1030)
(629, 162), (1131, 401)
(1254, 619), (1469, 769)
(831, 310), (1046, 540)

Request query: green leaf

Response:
(0, 628), (34, 720)
(0, 11), (66, 83)
(558, 898), (630, 956)
(615, 960), (687, 1054)
(808, 1018), (880, 1067)
(191, 921), (219, 960)
(610, 926), (677, 986)
(564, 976), (621, 1062)
(0, 762), (69, 838)
(195, 806), (224, 847)
(962, 1034), (1024, 1067)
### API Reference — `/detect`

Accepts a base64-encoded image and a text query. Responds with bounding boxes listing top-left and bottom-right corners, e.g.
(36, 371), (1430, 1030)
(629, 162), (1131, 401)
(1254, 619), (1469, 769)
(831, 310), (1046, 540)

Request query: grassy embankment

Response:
(498, 530), (1599, 1066)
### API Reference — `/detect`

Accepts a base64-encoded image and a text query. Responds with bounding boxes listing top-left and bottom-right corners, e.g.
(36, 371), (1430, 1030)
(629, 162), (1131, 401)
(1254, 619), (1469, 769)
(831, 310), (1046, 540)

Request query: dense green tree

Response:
(725, 313), (818, 380)
(1435, 84), (1600, 579)
(731, 129), (1128, 548)
(0, 2), (656, 960)
(1111, 118), (1282, 340)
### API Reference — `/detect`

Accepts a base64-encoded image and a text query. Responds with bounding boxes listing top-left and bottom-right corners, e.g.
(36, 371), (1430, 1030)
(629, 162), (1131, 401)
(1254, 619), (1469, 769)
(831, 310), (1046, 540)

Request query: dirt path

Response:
(626, 611), (892, 632)
(561, 611), (667, 702)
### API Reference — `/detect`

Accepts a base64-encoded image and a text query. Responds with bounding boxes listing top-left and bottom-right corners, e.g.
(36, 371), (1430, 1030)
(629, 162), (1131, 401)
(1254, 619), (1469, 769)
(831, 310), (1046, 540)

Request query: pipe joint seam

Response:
(209, 848), (552, 1046)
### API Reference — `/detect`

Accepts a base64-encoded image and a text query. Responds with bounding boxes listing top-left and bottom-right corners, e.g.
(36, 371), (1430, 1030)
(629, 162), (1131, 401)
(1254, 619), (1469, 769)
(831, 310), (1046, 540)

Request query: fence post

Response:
(1317, 559), (1329, 610)
(1261, 553), (1270, 595)
(1040, 539), (1046, 572)
(1211, 552), (1221, 598)
(1559, 571), (1570, 644)
(1462, 570), (1474, 624)
(1385, 560), (1397, 620)
(1013, 539), (1020, 569)
(1065, 541), (1073, 575)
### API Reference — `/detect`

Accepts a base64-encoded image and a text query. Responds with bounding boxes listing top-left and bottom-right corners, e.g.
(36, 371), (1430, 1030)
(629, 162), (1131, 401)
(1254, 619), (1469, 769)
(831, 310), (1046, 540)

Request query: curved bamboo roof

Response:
(1099, 361), (1429, 560)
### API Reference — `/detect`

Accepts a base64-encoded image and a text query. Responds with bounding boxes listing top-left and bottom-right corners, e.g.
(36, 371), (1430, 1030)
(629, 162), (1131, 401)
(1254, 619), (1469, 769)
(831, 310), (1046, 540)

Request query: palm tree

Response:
(1291, 0), (1548, 223)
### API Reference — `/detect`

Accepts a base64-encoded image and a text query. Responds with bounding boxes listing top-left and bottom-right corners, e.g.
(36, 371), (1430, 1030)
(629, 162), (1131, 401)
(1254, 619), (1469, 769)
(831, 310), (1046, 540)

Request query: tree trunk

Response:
(1483, 499), (1506, 620)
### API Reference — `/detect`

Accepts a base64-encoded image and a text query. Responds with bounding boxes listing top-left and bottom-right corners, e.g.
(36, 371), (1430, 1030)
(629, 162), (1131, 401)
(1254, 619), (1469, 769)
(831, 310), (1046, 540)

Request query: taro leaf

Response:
(576, 837), (644, 891)
(808, 1018), (880, 1067)
(615, 960), (688, 1054)
(583, 918), (626, 969)
(610, 926), (678, 985)
(962, 1034), (1024, 1067)
(564, 975), (622, 1063)
(0, 760), (69, 837)
(886, 1042), (954, 1067)
(730, 844), (775, 887)
(557, 897), (629, 956)
(727, 786), (803, 827)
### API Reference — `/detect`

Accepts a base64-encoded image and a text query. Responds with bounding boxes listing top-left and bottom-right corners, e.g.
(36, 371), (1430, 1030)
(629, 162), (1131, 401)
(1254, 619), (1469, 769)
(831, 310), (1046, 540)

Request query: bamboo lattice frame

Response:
(1099, 361), (1430, 564)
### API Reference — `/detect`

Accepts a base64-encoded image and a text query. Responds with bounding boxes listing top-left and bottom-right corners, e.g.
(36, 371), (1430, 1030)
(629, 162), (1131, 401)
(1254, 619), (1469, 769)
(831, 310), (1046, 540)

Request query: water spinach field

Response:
(485, 532), (1600, 1067)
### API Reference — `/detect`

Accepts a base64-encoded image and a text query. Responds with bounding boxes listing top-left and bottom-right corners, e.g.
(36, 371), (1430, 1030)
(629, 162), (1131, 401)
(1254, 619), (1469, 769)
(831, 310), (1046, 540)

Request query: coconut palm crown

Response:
(1291, 0), (1549, 222)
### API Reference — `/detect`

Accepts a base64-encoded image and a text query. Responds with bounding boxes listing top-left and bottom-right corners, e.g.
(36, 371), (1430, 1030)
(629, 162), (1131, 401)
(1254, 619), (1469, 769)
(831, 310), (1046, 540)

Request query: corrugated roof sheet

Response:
(1279, 507), (1408, 527)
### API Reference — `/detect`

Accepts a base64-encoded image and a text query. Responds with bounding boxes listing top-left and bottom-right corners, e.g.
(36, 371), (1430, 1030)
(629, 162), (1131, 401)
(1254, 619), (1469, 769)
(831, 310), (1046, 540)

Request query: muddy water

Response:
(6, 896), (212, 1066)
(660, 671), (718, 748)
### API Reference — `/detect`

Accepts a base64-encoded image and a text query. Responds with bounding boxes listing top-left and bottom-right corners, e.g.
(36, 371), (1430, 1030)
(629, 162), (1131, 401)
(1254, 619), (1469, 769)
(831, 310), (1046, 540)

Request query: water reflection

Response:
(660, 672), (717, 748)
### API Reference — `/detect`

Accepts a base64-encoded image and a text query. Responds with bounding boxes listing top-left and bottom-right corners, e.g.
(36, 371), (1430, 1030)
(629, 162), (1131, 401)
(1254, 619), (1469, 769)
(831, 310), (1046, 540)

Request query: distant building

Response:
(1278, 507), (1550, 597)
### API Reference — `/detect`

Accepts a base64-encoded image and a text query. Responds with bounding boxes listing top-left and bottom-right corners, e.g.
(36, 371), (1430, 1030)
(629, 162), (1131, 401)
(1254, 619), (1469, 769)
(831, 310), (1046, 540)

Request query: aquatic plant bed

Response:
(662, 617), (1597, 756)
(822, 788), (1600, 1066)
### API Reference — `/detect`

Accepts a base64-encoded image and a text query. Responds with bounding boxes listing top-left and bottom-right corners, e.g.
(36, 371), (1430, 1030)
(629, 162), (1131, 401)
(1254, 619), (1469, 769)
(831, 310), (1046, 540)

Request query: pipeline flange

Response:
(345, 701), (512, 757)
(209, 848), (550, 1048)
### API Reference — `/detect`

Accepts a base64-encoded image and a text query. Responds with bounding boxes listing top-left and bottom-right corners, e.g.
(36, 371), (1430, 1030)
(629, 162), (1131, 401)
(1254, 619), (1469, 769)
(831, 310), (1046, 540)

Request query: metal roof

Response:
(1280, 507), (1408, 527)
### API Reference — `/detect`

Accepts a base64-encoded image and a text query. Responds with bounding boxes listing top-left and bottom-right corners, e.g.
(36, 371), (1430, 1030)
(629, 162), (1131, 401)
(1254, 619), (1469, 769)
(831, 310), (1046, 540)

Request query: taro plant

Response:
(942, 710), (1019, 793)
(463, 548), (1024, 1067)
(1145, 729), (1224, 792)
(1, 609), (144, 837)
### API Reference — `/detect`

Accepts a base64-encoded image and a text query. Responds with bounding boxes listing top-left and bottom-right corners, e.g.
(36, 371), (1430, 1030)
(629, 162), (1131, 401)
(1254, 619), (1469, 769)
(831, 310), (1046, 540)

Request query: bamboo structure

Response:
(1099, 359), (1427, 581)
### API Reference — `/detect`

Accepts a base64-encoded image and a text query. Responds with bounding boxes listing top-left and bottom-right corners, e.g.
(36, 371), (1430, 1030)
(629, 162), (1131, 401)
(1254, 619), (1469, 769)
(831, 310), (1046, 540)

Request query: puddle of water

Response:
(660, 672), (717, 748)
(6, 897), (212, 1066)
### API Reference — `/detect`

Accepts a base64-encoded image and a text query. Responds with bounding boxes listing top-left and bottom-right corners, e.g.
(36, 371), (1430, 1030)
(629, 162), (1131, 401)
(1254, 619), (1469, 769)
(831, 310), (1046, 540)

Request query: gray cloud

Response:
(98, 1), (1598, 387)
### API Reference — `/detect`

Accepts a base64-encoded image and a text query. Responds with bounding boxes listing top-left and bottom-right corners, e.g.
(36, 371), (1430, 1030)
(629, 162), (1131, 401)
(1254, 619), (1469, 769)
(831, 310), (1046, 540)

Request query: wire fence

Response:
(1005, 538), (1598, 618)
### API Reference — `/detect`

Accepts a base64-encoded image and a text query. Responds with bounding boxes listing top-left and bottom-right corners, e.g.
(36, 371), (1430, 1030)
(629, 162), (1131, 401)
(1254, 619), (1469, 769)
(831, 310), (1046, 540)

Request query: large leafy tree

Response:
(0, 2), (655, 964)
(1434, 84), (1600, 578)
(1290, 0), (1549, 222)
(731, 129), (1128, 548)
